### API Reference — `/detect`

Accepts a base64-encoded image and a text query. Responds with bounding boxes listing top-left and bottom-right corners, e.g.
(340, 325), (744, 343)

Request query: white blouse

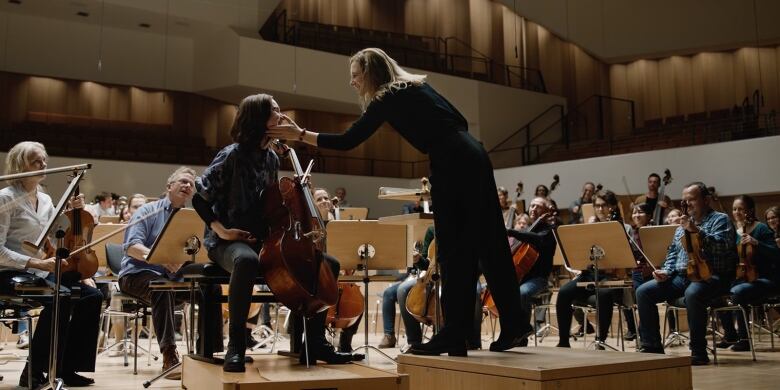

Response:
(0, 185), (56, 277)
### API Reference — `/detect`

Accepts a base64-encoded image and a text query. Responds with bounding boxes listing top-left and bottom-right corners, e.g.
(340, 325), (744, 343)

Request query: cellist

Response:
(716, 195), (780, 352)
(192, 94), (362, 372)
(635, 182), (738, 365)
(0, 141), (103, 388)
(505, 196), (556, 344)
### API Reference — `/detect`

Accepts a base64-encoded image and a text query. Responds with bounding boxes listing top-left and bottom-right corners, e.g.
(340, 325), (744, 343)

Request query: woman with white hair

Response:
(268, 48), (531, 356)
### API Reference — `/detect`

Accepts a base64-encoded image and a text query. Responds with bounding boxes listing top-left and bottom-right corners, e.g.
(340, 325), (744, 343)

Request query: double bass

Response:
(652, 169), (672, 225)
(680, 201), (711, 282)
(260, 142), (338, 317)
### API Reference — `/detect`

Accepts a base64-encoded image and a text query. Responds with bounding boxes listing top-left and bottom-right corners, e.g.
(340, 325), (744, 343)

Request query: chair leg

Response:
(709, 310), (718, 365)
(134, 310), (140, 375)
(739, 306), (757, 361)
(617, 307), (625, 352)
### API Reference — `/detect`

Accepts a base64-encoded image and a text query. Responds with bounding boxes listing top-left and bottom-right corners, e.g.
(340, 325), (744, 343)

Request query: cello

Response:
(260, 141), (338, 318)
(405, 238), (443, 328)
(326, 281), (364, 328)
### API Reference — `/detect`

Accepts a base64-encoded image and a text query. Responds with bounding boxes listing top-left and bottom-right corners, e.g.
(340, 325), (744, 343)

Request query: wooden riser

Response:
(182, 354), (408, 390)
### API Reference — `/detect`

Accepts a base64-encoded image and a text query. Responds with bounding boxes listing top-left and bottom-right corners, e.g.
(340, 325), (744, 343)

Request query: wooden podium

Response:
(397, 348), (691, 390)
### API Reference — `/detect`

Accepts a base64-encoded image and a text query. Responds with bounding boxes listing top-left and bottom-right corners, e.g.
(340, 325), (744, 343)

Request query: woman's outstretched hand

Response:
(267, 114), (303, 141)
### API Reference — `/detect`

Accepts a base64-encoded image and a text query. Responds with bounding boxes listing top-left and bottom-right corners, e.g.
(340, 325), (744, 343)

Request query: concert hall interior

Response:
(1, 0), (780, 389)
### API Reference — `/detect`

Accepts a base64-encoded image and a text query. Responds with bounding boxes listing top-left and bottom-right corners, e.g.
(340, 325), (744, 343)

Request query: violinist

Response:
(506, 197), (556, 342)
(716, 196), (780, 352)
(635, 182), (737, 365)
(555, 190), (626, 348)
(634, 173), (672, 224)
(569, 182), (596, 224)
(192, 94), (360, 372)
(665, 208), (682, 225)
(515, 213), (531, 231)
(622, 203), (655, 341)
(498, 186), (516, 229)
(0, 141), (103, 388)
(766, 206), (780, 248)
(85, 191), (116, 221)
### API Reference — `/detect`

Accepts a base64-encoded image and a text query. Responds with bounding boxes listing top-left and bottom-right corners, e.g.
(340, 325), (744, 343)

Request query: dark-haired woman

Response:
(717, 195), (780, 351)
(192, 94), (359, 372)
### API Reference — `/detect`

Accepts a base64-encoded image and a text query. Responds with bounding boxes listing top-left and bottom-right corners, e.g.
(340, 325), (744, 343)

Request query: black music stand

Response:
(142, 208), (207, 387)
(326, 220), (408, 363)
(555, 221), (636, 351)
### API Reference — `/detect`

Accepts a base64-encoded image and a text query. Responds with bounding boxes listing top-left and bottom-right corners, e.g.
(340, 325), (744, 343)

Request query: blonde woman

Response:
(268, 48), (529, 356)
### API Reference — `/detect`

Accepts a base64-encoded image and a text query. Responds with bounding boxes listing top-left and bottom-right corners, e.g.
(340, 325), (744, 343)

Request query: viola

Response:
(736, 221), (758, 282)
(60, 206), (99, 279)
(405, 238), (444, 327)
(326, 282), (364, 328)
(260, 141), (338, 318)
(681, 201), (711, 282)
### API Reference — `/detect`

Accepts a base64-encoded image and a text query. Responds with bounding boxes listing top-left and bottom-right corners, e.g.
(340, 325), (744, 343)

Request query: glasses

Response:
(594, 203), (608, 209)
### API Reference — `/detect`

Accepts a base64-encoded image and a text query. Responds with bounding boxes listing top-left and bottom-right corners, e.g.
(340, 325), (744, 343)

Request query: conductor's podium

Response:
(397, 347), (691, 390)
(182, 354), (409, 390)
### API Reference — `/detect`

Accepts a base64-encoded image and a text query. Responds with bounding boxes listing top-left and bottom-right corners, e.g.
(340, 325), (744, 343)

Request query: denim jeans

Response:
(519, 276), (548, 324)
(636, 273), (729, 355)
(382, 277), (421, 343)
(718, 278), (778, 340)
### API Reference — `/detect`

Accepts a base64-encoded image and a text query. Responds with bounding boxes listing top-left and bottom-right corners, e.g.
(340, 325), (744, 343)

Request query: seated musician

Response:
(665, 208), (682, 225)
(765, 206), (780, 248)
(636, 182), (738, 365)
(716, 195), (780, 351)
(622, 203), (655, 341)
(191, 94), (361, 372)
(506, 197), (556, 344)
(568, 181), (596, 224)
(0, 141), (103, 388)
(515, 213), (531, 231)
(118, 167), (223, 381)
(555, 190), (626, 348)
(633, 173), (672, 224)
(498, 187), (516, 229)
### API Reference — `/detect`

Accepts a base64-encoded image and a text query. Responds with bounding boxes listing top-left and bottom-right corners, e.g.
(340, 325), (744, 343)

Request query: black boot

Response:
(489, 324), (534, 352)
(408, 328), (467, 356)
(19, 363), (46, 389)
(223, 323), (247, 372)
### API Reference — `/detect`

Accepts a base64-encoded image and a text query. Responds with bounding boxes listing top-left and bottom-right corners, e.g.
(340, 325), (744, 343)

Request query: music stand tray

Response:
(337, 207), (369, 221)
(146, 208), (209, 265)
(639, 225), (679, 269)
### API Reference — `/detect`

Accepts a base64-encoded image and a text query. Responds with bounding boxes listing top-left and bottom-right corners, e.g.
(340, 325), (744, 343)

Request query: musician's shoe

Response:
(408, 330), (467, 357)
(61, 372), (96, 387)
(638, 345), (665, 354)
(161, 345), (182, 379)
(715, 339), (737, 349)
(16, 330), (29, 349)
(18, 364), (45, 389)
(690, 353), (710, 366)
(623, 331), (637, 341)
(730, 340), (751, 352)
(573, 323), (595, 337)
(338, 331), (356, 352)
(467, 338), (483, 350)
(223, 350), (246, 372)
(299, 342), (364, 364)
(489, 325), (534, 352)
(555, 341), (571, 348)
(246, 328), (265, 350)
(378, 334), (396, 349)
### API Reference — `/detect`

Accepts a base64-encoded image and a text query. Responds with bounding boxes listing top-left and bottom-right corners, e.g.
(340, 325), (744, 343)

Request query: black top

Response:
(507, 225), (556, 283)
(317, 83), (468, 154)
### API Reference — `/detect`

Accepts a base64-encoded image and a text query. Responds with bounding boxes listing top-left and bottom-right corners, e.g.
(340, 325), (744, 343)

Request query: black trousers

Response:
(428, 131), (525, 340)
(209, 241), (339, 354)
(0, 270), (102, 376)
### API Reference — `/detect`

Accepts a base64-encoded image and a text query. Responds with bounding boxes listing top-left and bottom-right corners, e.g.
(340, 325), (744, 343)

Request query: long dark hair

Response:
(594, 189), (622, 220)
(734, 194), (756, 223)
(230, 94), (274, 145)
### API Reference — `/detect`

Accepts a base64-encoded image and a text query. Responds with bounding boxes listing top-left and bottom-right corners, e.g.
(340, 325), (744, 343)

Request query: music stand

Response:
(99, 215), (120, 224)
(581, 203), (595, 223)
(325, 221), (408, 362)
(143, 208), (207, 386)
(555, 221), (636, 351)
(337, 207), (369, 220)
(91, 224), (125, 269)
(639, 225), (679, 269)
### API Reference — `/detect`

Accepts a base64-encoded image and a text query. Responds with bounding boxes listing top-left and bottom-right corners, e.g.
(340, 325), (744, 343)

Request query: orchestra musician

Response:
(665, 208), (682, 225)
(505, 197), (556, 344)
(192, 94), (361, 372)
(622, 203), (655, 341)
(555, 189), (626, 348)
(569, 182), (596, 224)
(635, 182), (738, 365)
(0, 141), (103, 388)
(634, 173), (672, 224)
(267, 48), (531, 356)
(765, 206), (780, 248)
(716, 195), (780, 351)
(498, 186), (516, 229)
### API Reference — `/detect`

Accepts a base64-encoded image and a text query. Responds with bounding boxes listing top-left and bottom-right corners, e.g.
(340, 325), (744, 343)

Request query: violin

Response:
(61, 203), (99, 279)
(681, 201), (711, 282)
(326, 281), (364, 328)
(736, 220), (758, 282)
(260, 141), (338, 317)
(405, 238), (444, 328)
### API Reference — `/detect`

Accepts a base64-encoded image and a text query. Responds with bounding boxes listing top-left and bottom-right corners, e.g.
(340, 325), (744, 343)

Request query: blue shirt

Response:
(661, 209), (738, 277)
(119, 197), (174, 278)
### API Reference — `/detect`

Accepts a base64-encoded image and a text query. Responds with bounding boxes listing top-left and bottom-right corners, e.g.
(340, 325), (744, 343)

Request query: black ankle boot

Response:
(408, 330), (467, 357)
(489, 324), (534, 352)
(223, 343), (246, 372)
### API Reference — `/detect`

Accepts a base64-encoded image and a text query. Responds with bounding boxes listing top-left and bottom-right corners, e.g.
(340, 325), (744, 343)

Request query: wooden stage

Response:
(397, 347), (692, 390)
(181, 354), (409, 390)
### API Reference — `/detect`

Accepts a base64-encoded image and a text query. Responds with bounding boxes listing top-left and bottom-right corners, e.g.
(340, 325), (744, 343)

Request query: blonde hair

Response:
(350, 48), (427, 109)
(4, 141), (47, 187)
(167, 166), (196, 185)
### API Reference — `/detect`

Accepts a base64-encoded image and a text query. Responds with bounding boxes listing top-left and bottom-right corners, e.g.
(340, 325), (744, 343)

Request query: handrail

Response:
(442, 36), (491, 60)
(488, 104), (564, 153)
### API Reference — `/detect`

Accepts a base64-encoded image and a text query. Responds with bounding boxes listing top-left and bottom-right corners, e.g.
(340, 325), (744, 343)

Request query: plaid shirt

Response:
(661, 209), (738, 278)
